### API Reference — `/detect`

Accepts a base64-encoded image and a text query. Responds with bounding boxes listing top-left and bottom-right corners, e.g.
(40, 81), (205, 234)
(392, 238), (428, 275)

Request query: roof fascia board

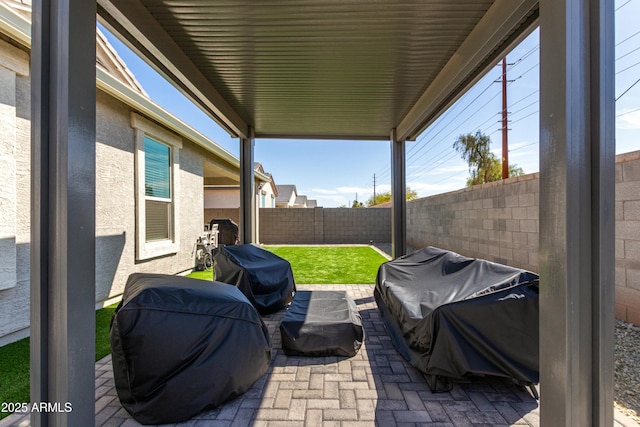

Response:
(0, 1), (267, 182)
(97, 0), (249, 139)
(256, 133), (390, 141)
(97, 69), (269, 182)
(97, 69), (236, 168)
(0, 2), (30, 48)
(397, 0), (539, 141)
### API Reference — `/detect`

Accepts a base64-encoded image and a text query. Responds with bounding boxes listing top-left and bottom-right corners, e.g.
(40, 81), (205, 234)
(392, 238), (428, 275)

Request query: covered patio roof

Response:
(96, 0), (538, 141)
(31, 1), (615, 426)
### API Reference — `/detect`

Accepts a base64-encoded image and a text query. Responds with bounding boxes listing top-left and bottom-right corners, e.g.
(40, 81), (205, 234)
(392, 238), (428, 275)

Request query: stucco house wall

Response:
(0, 18), (243, 343)
(93, 91), (205, 304)
(204, 187), (239, 208)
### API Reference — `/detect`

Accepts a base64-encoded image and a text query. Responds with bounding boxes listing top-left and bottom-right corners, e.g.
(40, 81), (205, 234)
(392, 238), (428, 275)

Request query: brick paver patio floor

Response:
(3, 284), (639, 427)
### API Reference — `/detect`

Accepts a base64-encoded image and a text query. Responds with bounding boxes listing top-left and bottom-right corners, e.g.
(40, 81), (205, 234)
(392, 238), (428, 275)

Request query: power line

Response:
(409, 47), (539, 166)
(617, 29), (640, 47)
(616, 77), (640, 101)
(510, 110), (539, 125)
(410, 70), (501, 153)
(408, 151), (461, 181)
(616, 59), (640, 75)
(511, 100), (538, 116)
(509, 89), (539, 108)
(408, 86), (503, 166)
(616, 0), (633, 11)
(509, 141), (538, 152)
(616, 45), (640, 62)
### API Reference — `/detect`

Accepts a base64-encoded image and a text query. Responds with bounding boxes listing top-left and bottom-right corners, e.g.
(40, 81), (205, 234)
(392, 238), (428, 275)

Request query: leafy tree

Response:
(453, 131), (524, 186)
(366, 187), (418, 207)
(352, 200), (364, 208)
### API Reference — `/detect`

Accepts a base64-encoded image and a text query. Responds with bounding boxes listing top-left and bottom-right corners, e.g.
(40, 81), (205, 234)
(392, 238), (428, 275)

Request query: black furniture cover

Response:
(280, 290), (364, 357)
(110, 273), (271, 425)
(375, 246), (539, 390)
(213, 244), (296, 314)
(209, 218), (239, 245)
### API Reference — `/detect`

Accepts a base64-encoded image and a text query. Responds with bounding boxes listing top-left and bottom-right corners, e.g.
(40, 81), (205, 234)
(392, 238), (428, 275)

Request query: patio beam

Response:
(30, 0), (96, 425)
(397, 0), (538, 142)
(97, 0), (249, 139)
(239, 130), (256, 244)
(391, 128), (406, 259)
(539, 0), (615, 425)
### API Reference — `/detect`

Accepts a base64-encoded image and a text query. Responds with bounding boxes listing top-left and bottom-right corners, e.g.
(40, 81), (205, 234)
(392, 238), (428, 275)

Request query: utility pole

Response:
(373, 173), (376, 205)
(501, 57), (509, 179)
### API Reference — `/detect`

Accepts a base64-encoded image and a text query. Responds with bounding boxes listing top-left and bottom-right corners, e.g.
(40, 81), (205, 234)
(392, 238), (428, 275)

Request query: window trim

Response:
(132, 113), (182, 260)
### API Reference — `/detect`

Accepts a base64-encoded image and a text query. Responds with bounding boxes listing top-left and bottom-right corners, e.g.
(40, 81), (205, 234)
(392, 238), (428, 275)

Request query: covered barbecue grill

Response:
(110, 273), (271, 424)
(375, 246), (539, 391)
(213, 244), (296, 314)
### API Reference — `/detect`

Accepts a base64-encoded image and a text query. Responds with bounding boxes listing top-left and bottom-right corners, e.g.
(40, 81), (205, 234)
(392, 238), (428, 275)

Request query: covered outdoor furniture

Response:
(375, 246), (539, 391)
(213, 244), (296, 314)
(110, 273), (271, 425)
(209, 218), (239, 246)
(280, 290), (364, 357)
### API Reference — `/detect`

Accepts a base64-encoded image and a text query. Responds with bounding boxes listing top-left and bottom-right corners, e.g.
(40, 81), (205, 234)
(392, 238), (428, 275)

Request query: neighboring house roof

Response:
(307, 200), (318, 208)
(276, 185), (297, 204)
(257, 172), (278, 197)
(0, 0), (270, 183)
(96, 28), (148, 96)
(294, 195), (307, 207)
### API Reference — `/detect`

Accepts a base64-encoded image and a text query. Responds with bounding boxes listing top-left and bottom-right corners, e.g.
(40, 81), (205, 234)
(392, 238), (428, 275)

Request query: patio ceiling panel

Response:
(97, 0), (538, 141)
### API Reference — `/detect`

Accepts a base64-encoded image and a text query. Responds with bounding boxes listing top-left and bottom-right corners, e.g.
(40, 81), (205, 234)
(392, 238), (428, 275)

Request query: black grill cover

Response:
(213, 244), (296, 314)
(280, 291), (364, 357)
(110, 273), (271, 425)
(374, 246), (539, 387)
(209, 218), (239, 246)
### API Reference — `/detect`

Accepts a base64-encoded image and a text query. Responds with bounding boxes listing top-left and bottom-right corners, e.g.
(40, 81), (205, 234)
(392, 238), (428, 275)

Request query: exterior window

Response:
(261, 193), (266, 208)
(271, 196), (275, 208)
(132, 113), (182, 260)
(144, 137), (171, 241)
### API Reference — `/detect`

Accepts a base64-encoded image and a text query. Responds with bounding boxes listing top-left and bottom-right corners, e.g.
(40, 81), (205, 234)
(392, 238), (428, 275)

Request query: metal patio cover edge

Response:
(96, 0), (538, 142)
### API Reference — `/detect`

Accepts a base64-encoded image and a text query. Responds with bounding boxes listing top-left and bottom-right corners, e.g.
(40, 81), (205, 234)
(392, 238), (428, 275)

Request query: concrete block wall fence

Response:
(615, 151), (640, 325)
(406, 151), (640, 326)
(207, 150), (640, 325)
(204, 208), (240, 227)
(259, 207), (391, 245)
(406, 173), (540, 277)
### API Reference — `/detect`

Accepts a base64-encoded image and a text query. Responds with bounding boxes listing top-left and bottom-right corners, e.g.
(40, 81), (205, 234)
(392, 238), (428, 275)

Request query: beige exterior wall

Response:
(0, 40), (208, 343)
(204, 187), (239, 208)
(258, 183), (276, 208)
(94, 91), (204, 303)
(0, 39), (30, 342)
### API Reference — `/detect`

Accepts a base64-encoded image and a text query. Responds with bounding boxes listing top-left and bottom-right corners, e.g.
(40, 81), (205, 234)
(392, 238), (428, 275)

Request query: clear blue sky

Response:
(101, 0), (640, 207)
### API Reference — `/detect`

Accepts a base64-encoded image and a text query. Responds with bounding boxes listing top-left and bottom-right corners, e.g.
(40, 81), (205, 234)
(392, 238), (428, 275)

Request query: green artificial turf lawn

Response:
(0, 338), (29, 416)
(265, 245), (388, 284)
(0, 303), (119, 420)
(186, 269), (214, 281)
